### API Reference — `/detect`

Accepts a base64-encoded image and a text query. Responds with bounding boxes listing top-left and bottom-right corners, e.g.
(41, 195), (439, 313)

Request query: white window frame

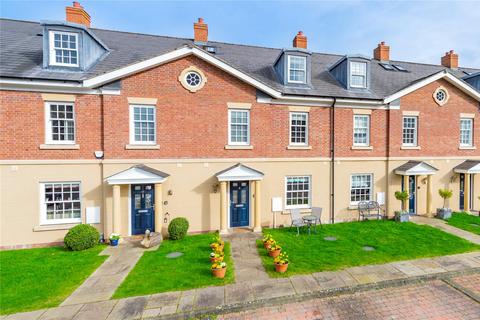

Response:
(460, 118), (473, 147)
(402, 116), (418, 147)
(129, 104), (157, 145)
(350, 174), (373, 205)
(287, 55), (307, 84)
(39, 182), (82, 225)
(49, 31), (79, 67)
(228, 109), (250, 145)
(350, 61), (367, 88)
(353, 114), (370, 146)
(44, 102), (76, 145)
(289, 112), (309, 146)
(285, 175), (312, 209)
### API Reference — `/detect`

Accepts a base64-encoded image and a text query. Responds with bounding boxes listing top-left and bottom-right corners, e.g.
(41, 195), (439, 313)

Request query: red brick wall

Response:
(103, 55), (330, 159)
(0, 91), (102, 159)
(389, 79), (480, 157)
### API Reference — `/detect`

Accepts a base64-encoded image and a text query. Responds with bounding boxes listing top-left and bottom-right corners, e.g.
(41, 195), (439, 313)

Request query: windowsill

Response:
(125, 144), (160, 150)
(401, 145), (421, 150)
(224, 145), (254, 150)
(33, 223), (81, 232)
(287, 145), (312, 150)
(39, 144), (79, 150)
(459, 146), (476, 150)
(351, 145), (373, 150)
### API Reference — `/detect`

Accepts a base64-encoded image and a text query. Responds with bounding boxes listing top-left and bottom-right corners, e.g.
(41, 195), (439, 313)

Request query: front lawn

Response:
(447, 212), (480, 235)
(258, 220), (479, 277)
(113, 233), (234, 298)
(0, 245), (107, 315)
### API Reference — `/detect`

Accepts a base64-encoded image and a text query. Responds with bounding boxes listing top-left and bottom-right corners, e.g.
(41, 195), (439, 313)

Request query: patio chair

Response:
(290, 208), (306, 236)
(367, 201), (384, 220)
(358, 201), (370, 221)
(311, 207), (323, 229)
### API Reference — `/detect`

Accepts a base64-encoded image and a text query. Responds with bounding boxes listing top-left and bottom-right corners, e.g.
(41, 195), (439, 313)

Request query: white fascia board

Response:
(106, 177), (166, 185)
(384, 70), (480, 104)
(0, 78), (120, 95)
(83, 46), (283, 98)
(258, 94), (388, 109)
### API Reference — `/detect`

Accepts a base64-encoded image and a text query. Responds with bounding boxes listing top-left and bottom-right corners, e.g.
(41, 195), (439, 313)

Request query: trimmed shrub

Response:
(64, 224), (99, 251)
(168, 217), (189, 240)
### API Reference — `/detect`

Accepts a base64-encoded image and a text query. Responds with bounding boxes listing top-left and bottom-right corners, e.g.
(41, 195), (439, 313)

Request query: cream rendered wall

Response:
(0, 163), (103, 248)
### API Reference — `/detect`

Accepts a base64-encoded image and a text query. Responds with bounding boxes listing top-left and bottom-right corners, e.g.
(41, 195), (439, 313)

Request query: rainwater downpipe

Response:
(330, 97), (337, 224)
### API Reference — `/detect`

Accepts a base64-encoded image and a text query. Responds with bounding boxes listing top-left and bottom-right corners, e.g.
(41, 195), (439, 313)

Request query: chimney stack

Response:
(441, 50), (458, 69)
(293, 31), (307, 49)
(194, 18), (208, 43)
(373, 41), (390, 61)
(66, 1), (91, 28)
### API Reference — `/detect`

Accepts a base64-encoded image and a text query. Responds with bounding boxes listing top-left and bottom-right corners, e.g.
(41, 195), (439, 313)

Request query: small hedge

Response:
(168, 217), (189, 240)
(64, 224), (99, 251)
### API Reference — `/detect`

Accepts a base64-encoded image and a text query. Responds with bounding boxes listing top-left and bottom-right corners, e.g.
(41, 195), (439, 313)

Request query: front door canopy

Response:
(454, 160), (480, 174)
(216, 163), (264, 182)
(106, 165), (169, 185)
(394, 161), (438, 176)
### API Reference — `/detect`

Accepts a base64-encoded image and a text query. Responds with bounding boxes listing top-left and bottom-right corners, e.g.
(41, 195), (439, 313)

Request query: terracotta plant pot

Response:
(212, 267), (227, 279)
(275, 263), (289, 273)
(263, 241), (272, 249)
(210, 243), (224, 251)
(268, 248), (281, 258)
(210, 256), (224, 263)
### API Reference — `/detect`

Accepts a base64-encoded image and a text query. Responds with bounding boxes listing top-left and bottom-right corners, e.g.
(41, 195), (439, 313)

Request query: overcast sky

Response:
(1, 0), (479, 68)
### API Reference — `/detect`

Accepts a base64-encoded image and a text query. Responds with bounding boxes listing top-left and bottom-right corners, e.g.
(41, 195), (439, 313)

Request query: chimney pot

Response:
(441, 50), (459, 69)
(66, 1), (91, 27)
(194, 18), (208, 43)
(293, 31), (307, 49)
(374, 41), (390, 61)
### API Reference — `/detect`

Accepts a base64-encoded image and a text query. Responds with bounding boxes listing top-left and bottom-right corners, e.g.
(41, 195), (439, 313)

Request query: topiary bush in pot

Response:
(394, 190), (410, 222)
(437, 189), (453, 220)
(168, 217), (189, 240)
(64, 224), (99, 251)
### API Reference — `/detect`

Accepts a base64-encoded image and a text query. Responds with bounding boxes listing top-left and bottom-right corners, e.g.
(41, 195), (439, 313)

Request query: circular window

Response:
(178, 66), (207, 93)
(185, 71), (202, 87)
(433, 87), (449, 106)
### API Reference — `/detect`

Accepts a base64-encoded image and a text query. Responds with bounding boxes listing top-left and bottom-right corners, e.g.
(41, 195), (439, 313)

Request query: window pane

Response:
(288, 56), (306, 83)
(353, 115), (369, 145)
(350, 62), (367, 87)
(132, 105), (156, 143)
(350, 174), (372, 203)
(286, 176), (311, 208)
(229, 110), (249, 144)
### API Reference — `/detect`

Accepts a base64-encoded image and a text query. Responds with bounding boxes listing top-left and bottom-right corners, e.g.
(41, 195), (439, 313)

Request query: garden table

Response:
(302, 215), (318, 235)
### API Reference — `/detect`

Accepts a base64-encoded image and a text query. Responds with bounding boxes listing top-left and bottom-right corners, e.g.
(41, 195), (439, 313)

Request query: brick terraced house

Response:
(1, 3), (480, 249)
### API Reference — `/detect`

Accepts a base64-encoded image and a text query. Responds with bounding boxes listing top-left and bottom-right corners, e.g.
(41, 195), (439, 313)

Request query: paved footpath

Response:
(4, 251), (480, 320)
(412, 216), (480, 245)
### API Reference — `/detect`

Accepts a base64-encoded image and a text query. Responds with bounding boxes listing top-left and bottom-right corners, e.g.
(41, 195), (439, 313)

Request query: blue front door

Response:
(230, 181), (249, 227)
(408, 176), (416, 214)
(459, 173), (465, 210)
(131, 184), (155, 235)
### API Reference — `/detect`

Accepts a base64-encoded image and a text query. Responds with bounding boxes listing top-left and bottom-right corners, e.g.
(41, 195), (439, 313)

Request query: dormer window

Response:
(49, 31), (79, 67)
(350, 61), (367, 88)
(287, 55), (307, 83)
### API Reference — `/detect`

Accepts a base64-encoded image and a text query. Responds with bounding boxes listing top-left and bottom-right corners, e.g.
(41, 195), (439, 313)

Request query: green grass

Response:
(113, 233), (234, 298)
(0, 245), (107, 315)
(258, 220), (480, 277)
(447, 212), (480, 235)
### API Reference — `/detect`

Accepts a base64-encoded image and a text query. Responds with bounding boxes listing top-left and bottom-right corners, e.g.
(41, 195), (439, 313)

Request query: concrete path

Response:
(225, 233), (269, 282)
(412, 216), (480, 245)
(5, 251), (480, 320)
(61, 241), (145, 306)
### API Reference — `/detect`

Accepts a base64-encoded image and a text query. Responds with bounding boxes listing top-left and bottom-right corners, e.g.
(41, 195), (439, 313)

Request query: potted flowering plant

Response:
(263, 233), (275, 249)
(210, 233), (224, 251)
(109, 233), (120, 246)
(209, 249), (224, 263)
(211, 261), (227, 278)
(274, 252), (289, 273)
(268, 242), (282, 258)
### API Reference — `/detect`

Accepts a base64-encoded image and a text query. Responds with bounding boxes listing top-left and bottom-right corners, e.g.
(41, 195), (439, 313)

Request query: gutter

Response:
(330, 97), (337, 224)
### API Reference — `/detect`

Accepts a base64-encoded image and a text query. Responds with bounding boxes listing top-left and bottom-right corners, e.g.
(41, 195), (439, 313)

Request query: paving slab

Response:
(177, 290), (196, 312)
(106, 297), (148, 320)
(145, 291), (180, 309)
(251, 278), (295, 300)
(411, 259), (448, 274)
(39, 304), (83, 320)
(4, 309), (46, 320)
(225, 282), (255, 305)
(195, 286), (225, 309)
(313, 270), (358, 289)
(389, 261), (427, 277)
(290, 275), (320, 294)
(72, 300), (117, 320)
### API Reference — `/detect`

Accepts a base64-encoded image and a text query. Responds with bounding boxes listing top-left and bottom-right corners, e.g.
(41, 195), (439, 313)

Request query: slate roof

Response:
(453, 160), (480, 171)
(394, 161), (438, 173)
(1, 18), (479, 100)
